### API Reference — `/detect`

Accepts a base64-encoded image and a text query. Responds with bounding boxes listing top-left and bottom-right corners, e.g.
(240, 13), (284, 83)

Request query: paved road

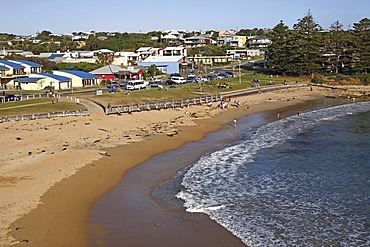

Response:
(78, 98), (105, 115)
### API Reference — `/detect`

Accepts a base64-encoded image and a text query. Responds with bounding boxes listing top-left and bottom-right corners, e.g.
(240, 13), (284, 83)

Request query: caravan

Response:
(125, 80), (149, 90)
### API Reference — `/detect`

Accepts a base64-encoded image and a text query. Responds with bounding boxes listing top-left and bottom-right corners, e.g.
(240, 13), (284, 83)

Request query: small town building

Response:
(11, 60), (42, 74)
(53, 70), (99, 88)
(90, 65), (144, 82)
(138, 56), (192, 74)
(0, 60), (27, 87)
(12, 72), (71, 90)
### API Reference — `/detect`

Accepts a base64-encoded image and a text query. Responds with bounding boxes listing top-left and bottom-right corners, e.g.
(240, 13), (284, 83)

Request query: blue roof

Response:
(49, 54), (65, 59)
(37, 72), (71, 81)
(0, 65), (8, 70)
(0, 60), (25, 69)
(16, 60), (42, 67)
(59, 70), (98, 79)
(16, 77), (44, 83)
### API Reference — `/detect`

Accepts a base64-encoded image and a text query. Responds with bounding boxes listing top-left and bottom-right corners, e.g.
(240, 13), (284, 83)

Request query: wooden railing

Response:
(106, 95), (223, 114)
(0, 109), (89, 123)
(106, 83), (309, 115)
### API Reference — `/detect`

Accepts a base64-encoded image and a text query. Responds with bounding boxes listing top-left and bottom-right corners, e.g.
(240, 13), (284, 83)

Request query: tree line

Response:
(2, 13), (369, 78)
(267, 12), (370, 77)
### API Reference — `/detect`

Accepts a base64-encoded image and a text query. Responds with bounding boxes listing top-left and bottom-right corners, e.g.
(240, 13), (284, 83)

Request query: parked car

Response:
(119, 81), (128, 88)
(149, 80), (163, 89)
(170, 76), (186, 84)
(186, 76), (198, 83)
(5, 94), (21, 102)
(217, 73), (229, 79)
(207, 74), (218, 80)
(166, 79), (176, 85)
(224, 71), (235, 77)
(198, 76), (208, 82)
(125, 80), (149, 90)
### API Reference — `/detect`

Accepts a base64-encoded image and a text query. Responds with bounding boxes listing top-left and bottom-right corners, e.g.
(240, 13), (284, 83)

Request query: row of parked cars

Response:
(106, 71), (236, 91)
(166, 71), (235, 85)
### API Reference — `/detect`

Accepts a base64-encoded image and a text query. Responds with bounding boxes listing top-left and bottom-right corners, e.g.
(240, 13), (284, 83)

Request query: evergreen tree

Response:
(324, 20), (345, 74)
(321, 20), (354, 74)
(267, 20), (294, 75)
(293, 10), (323, 77)
(352, 18), (370, 73)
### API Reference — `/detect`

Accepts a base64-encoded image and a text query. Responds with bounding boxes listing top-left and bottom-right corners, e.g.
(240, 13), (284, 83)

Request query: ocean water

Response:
(177, 101), (370, 246)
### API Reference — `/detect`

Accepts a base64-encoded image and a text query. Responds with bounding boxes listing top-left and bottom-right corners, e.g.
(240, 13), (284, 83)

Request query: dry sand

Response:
(0, 85), (364, 246)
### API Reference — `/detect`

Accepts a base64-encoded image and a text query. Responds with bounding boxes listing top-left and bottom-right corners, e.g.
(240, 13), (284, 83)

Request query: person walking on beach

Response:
(233, 118), (237, 128)
(277, 109), (280, 118)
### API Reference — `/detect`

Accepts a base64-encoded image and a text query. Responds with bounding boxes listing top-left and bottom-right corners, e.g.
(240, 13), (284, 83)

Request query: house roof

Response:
(36, 72), (71, 81)
(0, 60), (25, 69)
(90, 65), (122, 74)
(164, 46), (184, 51)
(162, 34), (178, 39)
(49, 53), (66, 60)
(136, 47), (152, 52)
(0, 65), (9, 70)
(141, 56), (183, 63)
(15, 60), (42, 67)
(21, 51), (35, 57)
(16, 77), (44, 83)
(38, 52), (53, 58)
(185, 35), (208, 40)
(58, 70), (99, 79)
(118, 68), (142, 74)
(93, 49), (114, 54)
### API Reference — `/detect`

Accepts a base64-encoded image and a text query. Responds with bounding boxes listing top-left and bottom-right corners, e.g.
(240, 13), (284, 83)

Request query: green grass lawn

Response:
(83, 71), (309, 107)
(1, 71), (310, 116)
(0, 98), (86, 117)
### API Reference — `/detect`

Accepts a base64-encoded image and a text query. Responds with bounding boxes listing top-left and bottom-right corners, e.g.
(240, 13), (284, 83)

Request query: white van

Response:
(125, 80), (149, 90)
(170, 76), (186, 84)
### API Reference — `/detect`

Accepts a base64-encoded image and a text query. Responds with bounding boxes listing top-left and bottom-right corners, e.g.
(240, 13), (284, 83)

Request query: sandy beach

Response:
(0, 85), (366, 246)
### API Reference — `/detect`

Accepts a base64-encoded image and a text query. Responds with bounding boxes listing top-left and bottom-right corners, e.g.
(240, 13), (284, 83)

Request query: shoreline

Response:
(1, 86), (366, 246)
(88, 97), (353, 246)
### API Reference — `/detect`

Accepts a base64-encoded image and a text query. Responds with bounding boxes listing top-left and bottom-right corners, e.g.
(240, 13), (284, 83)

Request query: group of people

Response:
(218, 96), (232, 109)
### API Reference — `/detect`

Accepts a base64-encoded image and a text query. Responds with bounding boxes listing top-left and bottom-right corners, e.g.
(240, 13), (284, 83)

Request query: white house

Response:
(53, 70), (99, 88)
(138, 56), (192, 74)
(163, 46), (187, 57)
(0, 60), (27, 86)
(248, 36), (272, 50)
(11, 60), (42, 74)
(13, 72), (71, 90)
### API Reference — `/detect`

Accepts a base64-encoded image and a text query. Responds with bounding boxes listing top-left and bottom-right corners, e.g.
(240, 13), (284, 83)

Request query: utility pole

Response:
(238, 60), (241, 84)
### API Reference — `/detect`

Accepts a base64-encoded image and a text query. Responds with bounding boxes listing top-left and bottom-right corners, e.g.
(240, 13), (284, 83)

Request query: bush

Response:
(351, 74), (370, 85)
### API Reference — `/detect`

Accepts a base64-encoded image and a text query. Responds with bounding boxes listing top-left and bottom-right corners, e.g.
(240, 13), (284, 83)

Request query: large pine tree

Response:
(267, 20), (293, 75)
(352, 18), (370, 74)
(292, 10), (323, 77)
(324, 20), (345, 74)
